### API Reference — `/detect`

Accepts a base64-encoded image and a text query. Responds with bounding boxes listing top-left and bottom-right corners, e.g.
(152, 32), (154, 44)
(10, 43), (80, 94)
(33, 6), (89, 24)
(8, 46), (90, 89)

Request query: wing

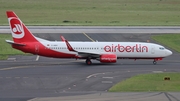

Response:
(75, 51), (102, 58)
(63, 37), (104, 58)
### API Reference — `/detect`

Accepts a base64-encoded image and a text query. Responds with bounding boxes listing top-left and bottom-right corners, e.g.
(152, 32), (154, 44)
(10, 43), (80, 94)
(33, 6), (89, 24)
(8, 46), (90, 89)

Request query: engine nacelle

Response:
(100, 54), (117, 63)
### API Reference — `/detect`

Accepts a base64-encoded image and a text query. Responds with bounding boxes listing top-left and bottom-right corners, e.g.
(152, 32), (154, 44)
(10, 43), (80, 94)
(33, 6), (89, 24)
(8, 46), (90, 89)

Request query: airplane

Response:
(6, 11), (172, 65)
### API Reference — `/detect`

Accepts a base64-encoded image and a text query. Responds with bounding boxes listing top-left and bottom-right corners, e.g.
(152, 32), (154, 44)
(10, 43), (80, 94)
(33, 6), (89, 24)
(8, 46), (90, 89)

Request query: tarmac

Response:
(0, 27), (180, 101)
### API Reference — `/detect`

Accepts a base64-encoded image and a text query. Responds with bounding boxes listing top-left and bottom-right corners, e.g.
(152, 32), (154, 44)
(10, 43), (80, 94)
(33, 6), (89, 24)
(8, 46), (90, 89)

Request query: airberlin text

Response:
(104, 44), (148, 53)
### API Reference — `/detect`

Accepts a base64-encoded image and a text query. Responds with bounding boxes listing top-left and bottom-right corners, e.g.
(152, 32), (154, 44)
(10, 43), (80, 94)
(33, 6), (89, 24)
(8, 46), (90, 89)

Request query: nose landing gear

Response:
(153, 60), (157, 65)
(153, 58), (162, 65)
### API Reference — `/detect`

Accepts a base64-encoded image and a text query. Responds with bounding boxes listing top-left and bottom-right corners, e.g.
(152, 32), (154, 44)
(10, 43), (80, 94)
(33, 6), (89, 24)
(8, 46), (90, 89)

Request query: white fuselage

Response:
(39, 41), (172, 59)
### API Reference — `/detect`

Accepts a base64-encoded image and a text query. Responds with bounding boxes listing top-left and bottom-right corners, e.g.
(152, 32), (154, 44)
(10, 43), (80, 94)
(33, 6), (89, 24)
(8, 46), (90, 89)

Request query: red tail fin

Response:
(6, 11), (37, 43)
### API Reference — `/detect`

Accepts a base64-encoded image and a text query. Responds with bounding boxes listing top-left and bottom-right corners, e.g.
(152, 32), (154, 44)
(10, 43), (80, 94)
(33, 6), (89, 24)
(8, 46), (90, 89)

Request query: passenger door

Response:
(151, 45), (155, 54)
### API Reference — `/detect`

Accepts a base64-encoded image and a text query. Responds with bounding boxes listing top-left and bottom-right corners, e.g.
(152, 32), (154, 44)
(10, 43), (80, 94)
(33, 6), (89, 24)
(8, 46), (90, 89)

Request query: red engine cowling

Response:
(100, 54), (117, 63)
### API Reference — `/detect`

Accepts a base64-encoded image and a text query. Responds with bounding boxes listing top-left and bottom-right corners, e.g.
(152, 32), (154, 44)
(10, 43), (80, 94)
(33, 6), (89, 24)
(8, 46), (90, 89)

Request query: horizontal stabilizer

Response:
(6, 40), (26, 46)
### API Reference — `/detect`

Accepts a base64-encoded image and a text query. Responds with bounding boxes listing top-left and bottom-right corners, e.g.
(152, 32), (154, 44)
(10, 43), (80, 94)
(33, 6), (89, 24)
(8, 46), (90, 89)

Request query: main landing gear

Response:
(86, 58), (92, 65)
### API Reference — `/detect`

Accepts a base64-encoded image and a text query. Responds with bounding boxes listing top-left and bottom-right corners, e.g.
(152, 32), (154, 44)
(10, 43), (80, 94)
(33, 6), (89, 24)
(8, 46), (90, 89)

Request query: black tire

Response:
(86, 59), (92, 65)
(153, 61), (157, 65)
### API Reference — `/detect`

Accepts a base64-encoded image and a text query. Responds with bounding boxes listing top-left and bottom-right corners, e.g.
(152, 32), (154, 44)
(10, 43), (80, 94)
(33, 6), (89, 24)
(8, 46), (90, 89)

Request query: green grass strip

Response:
(151, 34), (180, 52)
(109, 73), (180, 92)
(1, 0), (180, 26)
(0, 34), (24, 60)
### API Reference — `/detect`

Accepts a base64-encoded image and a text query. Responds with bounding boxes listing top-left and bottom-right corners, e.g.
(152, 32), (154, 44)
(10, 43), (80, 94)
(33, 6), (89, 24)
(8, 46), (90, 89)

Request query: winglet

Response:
(64, 39), (76, 52)
(60, 36), (65, 42)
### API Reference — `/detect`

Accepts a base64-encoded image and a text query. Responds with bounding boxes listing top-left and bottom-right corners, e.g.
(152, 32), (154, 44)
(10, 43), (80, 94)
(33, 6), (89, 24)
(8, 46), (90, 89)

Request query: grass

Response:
(109, 34), (180, 92)
(1, 0), (180, 25)
(0, 34), (24, 60)
(109, 73), (180, 92)
(151, 34), (180, 52)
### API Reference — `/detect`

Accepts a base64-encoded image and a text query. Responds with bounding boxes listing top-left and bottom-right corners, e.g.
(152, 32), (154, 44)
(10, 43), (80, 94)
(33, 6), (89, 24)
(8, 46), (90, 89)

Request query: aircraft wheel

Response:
(153, 61), (157, 65)
(86, 59), (92, 65)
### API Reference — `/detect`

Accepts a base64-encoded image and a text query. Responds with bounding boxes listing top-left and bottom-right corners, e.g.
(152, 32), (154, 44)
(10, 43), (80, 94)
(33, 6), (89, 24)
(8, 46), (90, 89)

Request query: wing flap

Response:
(77, 51), (100, 58)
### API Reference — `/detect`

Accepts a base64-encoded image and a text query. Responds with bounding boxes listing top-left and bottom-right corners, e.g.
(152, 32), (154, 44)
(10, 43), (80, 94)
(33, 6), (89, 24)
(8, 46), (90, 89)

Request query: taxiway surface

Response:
(0, 30), (180, 101)
(1, 26), (180, 33)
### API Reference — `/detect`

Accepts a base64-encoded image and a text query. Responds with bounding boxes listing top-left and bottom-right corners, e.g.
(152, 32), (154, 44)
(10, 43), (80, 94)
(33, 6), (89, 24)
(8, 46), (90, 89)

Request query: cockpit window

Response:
(159, 47), (165, 50)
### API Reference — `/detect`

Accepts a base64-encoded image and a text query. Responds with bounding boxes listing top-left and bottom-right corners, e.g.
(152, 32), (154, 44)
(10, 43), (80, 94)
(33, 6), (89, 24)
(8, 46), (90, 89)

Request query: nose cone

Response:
(166, 49), (172, 56)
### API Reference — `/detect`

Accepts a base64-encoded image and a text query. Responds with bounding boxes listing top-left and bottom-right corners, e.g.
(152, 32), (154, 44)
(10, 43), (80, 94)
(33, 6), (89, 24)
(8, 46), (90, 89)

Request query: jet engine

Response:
(99, 54), (117, 63)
